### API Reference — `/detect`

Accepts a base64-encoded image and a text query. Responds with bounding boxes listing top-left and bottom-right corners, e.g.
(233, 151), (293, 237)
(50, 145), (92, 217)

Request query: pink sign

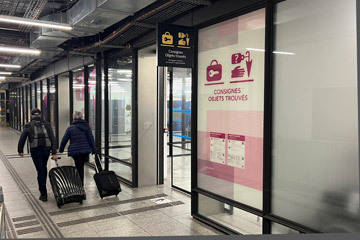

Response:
(228, 134), (245, 141)
(210, 132), (225, 139)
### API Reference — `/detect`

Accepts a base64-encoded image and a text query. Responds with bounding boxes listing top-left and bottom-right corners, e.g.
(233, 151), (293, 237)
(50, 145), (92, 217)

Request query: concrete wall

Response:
(137, 45), (158, 187)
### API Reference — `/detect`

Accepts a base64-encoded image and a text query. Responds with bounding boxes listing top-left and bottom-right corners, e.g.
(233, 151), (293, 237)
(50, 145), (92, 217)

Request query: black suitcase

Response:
(49, 159), (86, 208)
(93, 154), (121, 198)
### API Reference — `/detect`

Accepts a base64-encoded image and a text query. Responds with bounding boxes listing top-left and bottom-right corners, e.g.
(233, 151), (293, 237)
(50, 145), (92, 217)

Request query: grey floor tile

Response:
(77, 206), (118, 218)
(58, 223), (94, 234)
(156, 227), (200, 236)
(88, 217), (133, 232)
(139, 218), (188, 235)
(96, 225), (150, 237)
(63, 228), (99, 238)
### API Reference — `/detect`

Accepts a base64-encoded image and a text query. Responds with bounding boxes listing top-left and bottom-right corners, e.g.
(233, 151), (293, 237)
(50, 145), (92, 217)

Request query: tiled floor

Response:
(0, 126), (222, 238)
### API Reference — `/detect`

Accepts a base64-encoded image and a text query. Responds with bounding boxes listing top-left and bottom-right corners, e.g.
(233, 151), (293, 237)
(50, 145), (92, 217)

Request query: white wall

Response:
(137, 46), (158, 187)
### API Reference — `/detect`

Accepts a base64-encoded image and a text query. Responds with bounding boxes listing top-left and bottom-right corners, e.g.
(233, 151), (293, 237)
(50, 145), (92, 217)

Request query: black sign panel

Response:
(157, 23), (194, 68)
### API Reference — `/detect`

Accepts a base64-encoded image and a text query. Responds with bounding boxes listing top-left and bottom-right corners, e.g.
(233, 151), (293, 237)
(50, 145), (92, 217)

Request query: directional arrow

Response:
(246, 59), (253, 78)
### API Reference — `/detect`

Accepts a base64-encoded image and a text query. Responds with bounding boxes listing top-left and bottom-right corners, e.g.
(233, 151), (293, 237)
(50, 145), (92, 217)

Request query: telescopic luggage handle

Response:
(55, 157), (61, 167)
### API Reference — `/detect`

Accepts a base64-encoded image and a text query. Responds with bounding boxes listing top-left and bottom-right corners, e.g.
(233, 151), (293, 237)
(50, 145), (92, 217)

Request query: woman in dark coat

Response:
(59, 111), (96, 185)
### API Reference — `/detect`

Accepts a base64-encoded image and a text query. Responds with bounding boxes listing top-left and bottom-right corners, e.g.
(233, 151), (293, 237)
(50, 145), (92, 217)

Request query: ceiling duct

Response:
(30, 0), (156, 50)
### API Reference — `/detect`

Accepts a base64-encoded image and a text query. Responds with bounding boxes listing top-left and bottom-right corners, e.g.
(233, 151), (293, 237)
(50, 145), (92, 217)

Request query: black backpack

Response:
(29, 120), (52, 149)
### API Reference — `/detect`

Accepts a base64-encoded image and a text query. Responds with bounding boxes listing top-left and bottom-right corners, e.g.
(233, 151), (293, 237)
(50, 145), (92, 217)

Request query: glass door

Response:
(168, 67), (192, 193)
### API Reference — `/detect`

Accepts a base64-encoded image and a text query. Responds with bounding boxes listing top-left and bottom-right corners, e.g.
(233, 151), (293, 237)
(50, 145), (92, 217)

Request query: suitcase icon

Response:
(207, 60), (222, 82)
(162, 32), (173, 45)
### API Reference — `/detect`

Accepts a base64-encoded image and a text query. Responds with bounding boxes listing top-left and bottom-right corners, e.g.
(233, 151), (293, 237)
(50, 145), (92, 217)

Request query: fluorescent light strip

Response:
(0, 76), (5, 80)
(246, 48), (295, 55)
(0, 46), (40, 55)
(273, 51), (295, 55)
(0, 71), (12, 75)
(0, 15), (72, 31)
(246, 48), (265, 52)
(117, 70), (132, 74)
(0, 64), (20, 68)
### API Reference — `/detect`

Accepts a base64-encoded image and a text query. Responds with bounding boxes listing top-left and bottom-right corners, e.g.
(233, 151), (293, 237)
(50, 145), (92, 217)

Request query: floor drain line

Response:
(0, 151), (63, 238)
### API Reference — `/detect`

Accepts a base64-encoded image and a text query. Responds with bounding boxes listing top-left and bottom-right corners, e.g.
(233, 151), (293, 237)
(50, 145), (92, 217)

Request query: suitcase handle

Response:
(54, 157), (61, 167)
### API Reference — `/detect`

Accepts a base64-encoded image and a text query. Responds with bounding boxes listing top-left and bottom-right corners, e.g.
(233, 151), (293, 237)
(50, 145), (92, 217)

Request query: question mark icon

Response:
(235, 54), (239, 63)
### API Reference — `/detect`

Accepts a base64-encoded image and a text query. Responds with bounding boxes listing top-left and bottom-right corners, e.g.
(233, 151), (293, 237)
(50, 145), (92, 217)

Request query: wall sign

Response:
(157, 23), (194, 68)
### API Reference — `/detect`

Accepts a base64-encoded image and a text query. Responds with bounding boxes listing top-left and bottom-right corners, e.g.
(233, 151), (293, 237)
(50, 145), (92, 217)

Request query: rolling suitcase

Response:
(93, 154), (121, 199)
(49, 158), (86, 208)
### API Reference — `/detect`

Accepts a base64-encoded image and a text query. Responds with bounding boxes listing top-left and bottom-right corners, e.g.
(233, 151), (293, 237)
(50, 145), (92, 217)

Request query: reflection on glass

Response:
(107, 54), (132, 181)
(171, 67), (192, 192)
(73, 69), (85, 114)
(36, 82), (41, 111)
(49, 78), (56, 134)
(26, 86), (30, 122)
(31, 83), (36, 109)
(108, 160), (132, 182)
(198, 194), (262, 234)
(42, 80), (48, 121)
(271, 223), (299, 234)
(272, 0), (360, 233)
(88, 66), (96, 134)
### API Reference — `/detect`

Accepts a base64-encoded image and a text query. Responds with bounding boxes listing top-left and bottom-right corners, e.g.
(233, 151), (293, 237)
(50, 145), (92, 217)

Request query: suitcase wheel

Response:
(57, 204), (61, 209)
(80, 201), (83, 205)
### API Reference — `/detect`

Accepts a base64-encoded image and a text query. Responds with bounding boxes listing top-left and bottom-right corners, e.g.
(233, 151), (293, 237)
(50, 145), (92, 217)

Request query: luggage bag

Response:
(93, 154), (121, 198)
(49, 158), (86, 208)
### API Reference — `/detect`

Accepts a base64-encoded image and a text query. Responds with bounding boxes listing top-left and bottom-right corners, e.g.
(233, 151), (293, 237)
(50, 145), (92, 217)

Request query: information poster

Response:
(197, 9), (265, 209)
(210, 132), (226, 164)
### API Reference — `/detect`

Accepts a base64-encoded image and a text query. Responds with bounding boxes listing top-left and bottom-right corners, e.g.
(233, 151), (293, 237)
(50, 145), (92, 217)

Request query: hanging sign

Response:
(157, 23), (194, 68)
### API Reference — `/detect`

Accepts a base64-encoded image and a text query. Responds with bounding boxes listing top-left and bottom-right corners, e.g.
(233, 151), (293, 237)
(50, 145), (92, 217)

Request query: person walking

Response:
(18, 108), (57, 202)
(59, 111), (96, 185)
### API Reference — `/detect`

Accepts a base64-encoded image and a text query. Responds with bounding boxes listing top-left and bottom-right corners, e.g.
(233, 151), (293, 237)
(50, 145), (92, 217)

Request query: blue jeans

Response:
(31, 149), (50, 196)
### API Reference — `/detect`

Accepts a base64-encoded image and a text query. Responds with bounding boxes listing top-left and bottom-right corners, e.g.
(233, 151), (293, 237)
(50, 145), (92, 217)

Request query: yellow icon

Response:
(178, 32), (190, 48)
(162, 32), (173, 45)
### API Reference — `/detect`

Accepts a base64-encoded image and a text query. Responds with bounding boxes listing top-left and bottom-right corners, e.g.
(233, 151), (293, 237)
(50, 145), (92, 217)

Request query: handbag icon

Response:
(206, 60), (222, 82)
(162, 32), (173, 45)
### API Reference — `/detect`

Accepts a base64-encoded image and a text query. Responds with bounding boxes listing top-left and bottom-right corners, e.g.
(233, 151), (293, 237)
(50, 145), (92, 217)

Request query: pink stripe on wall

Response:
(207, 111), (264, 138)
(198, 129), (263, 190)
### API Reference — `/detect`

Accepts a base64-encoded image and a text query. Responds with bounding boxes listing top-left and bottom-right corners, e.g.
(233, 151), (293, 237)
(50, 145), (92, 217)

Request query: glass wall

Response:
(26, 85), (30, 123)
(170, 67), (192, 192)
(107, 53), (133, 182)
(271, 0), (359, 233)
(20, 88), (23, 130)
(73, 68), (85, 114)
(49, 78), (57, 136)
(42, 79), (48, 121)
(88, 65), (96, 134)
(58, 73), (70, 146)
(31, 83), (36, 109)
(36, 81), (41, 111)
(197, 8), (265, 212)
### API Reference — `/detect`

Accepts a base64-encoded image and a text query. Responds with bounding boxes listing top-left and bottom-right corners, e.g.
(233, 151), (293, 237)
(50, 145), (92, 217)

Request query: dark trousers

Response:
(31, 149), (50, 196)
(72, 154), (89, 185)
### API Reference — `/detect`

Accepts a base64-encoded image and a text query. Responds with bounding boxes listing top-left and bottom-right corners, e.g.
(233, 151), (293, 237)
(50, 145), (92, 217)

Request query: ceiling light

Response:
(0, 46), (40, 55)
(0, 76), (5, 80)
(0, 71), (12, 75)
(0, 15), (73, 31)
(0, 64), (20, 68)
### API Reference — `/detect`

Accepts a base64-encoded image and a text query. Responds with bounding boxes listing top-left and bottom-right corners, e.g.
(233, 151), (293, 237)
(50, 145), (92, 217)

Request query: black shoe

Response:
(39, 195), (48, 202)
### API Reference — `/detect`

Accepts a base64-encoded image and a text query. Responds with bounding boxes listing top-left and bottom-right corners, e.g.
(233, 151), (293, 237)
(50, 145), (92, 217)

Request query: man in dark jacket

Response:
(59, 111), (96, 185)
(18, 108), (57, 202)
